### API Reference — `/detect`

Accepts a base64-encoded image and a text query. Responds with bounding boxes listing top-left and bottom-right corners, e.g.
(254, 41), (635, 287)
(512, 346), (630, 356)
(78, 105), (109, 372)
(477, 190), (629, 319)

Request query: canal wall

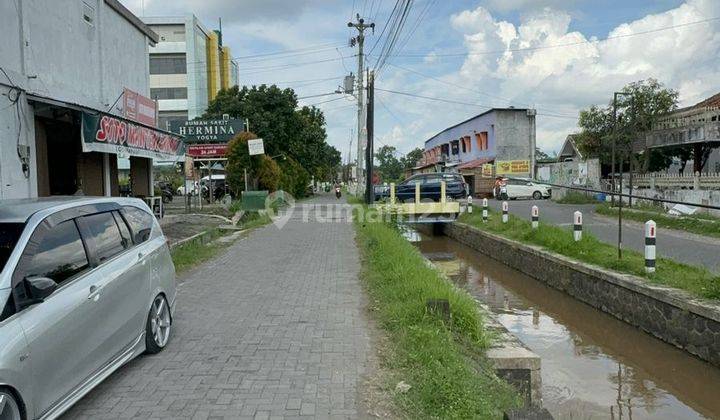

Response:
(443, 222), (720, 368)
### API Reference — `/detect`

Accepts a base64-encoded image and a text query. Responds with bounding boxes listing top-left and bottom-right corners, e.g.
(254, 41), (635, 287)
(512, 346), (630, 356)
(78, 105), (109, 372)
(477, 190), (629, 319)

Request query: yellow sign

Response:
(496, 160), (530, 175)
(481, 164), (494, 177)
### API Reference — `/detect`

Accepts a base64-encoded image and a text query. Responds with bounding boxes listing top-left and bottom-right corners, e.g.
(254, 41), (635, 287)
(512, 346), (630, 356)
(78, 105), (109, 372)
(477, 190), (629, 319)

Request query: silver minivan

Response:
(0, 197), (176, 420)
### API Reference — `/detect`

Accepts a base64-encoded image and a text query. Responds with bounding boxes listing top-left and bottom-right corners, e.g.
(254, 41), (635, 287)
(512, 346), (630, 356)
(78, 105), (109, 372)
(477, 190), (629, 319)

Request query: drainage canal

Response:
(406, 229), (720, 419)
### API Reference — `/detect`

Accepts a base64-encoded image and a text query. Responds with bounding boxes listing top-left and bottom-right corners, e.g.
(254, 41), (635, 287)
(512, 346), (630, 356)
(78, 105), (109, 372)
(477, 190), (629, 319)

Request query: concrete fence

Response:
(633, 172), (720, 189)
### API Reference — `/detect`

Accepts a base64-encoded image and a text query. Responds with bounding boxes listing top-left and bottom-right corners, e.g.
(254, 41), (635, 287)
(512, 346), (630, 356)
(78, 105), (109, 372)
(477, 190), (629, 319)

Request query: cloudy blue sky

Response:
(120, 0), (720, 160)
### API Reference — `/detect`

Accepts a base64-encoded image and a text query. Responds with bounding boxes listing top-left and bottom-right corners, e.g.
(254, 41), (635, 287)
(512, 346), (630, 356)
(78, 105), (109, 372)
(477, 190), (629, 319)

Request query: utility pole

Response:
(347, 128), (354, 182)
(365, 70), (375, 204)
(348, 15), (374, 196)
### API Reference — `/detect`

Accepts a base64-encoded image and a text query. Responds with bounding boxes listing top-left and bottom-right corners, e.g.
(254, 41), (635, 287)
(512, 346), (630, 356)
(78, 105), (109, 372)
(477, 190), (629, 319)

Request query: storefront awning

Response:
(27, 93), (185, 161)
(457, 157), (494, 170)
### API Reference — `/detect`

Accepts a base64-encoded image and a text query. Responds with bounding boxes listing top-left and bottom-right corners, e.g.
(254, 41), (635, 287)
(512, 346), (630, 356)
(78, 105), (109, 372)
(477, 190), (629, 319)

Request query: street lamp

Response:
(270, 153), (287, 161)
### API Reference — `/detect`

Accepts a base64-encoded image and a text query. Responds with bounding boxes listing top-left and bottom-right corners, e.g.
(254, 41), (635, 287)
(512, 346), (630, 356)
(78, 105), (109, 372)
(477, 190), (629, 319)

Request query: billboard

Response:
(496, 160), (530, 175)
(81, 112), (184, 160)
(169, 118), (245, 143)
(248, 138), (265, 155)
(123, 88), (157, 127)
(187, 144), (229, 158)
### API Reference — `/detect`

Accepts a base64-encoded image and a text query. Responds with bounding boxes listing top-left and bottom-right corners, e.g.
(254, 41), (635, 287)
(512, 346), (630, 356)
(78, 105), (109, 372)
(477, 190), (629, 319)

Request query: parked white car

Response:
(496, 178), (552, 200)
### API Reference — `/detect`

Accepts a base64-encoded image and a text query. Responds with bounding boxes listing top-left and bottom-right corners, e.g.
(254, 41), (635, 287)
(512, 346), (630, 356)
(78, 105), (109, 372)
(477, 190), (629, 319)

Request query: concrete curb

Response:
(169, 229), (215, 250)
(445, 222), (720, 368)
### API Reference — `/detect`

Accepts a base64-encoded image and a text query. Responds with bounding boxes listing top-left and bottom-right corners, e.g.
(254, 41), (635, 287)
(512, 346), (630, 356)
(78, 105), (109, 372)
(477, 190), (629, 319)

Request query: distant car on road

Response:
(394, 173), (468, 202)
(0, 197), (176, 420)
(373, 185), (390, 201)
(496, 178), (552, 200)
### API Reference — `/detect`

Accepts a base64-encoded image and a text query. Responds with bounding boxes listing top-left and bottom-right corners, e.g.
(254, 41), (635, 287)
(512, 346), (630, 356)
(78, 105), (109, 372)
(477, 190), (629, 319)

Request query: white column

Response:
(103, 153), (111, 197)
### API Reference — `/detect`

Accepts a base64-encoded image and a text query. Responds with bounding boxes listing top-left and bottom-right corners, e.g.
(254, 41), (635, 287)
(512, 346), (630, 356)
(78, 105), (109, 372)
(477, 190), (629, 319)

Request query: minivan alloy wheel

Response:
(150, 296), (171, 348)
(0, 391), (22, 420)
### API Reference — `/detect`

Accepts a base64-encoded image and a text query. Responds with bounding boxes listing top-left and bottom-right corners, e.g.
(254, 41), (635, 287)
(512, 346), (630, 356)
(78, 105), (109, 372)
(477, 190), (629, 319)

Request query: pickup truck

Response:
(389, 173), (468, 202)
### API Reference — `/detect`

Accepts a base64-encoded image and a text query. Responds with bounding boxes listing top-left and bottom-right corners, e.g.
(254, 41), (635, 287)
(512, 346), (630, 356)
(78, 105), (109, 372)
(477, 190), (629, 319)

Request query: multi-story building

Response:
(418, 108), (537, 177)
(639, 92), (720, 174)
(0, 0), (183, 199)
(143, 15), (239, 130)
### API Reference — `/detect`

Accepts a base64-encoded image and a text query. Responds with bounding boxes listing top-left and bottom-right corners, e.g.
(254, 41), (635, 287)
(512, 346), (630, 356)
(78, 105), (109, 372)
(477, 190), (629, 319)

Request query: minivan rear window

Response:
(0, 223), (24, 273)
(121, 206), (154, 244)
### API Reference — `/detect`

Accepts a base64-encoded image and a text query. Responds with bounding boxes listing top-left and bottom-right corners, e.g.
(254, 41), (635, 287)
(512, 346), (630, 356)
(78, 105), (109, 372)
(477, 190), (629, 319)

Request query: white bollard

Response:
(573, 211), (583, 242)
(645, 220), (656, 273)
(482, 198), (488, 222)
(502, 201), (509, 223)
(467, 195), (473, 214)
(531, 205), (539, 229)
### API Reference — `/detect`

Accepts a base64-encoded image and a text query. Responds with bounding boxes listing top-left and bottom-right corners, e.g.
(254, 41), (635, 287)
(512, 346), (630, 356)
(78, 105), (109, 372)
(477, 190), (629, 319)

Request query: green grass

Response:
(171, 212), (272, 274)
(459, 209), (720, 300)
(355, 208), (521, 419)
(171, 229), (226, 274)
(595, 203), (720, 238)
(555, 191), (599, 205)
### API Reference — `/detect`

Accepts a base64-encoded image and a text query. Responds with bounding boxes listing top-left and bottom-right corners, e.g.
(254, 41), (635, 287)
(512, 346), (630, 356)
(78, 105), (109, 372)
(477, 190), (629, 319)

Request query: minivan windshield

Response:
(0, 223), (25, 274)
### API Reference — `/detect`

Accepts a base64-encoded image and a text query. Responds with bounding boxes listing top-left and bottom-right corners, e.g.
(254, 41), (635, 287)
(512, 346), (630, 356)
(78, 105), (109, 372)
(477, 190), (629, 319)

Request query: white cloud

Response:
(448, 0), (720, 152)
(482, 0), (585, 14)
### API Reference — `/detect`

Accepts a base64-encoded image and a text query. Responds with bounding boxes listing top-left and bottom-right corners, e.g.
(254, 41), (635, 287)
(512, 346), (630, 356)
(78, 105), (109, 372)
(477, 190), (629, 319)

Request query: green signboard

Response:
(169, 118), (245, 144)
(81, 112), (184, 160)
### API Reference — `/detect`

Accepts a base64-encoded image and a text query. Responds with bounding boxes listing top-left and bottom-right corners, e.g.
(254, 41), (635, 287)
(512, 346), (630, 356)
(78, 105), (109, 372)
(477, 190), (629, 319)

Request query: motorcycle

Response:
(335, 187), (342, 199)
(156, 182), (174, 203)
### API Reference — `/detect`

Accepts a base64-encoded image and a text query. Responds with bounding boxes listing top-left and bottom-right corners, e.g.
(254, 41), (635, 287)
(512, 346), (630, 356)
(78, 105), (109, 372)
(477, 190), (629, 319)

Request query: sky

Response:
(120, 0), (720, 161)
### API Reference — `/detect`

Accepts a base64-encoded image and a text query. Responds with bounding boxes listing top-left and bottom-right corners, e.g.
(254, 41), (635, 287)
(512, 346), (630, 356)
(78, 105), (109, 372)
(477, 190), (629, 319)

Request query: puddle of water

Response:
(413, 231), (720, 420)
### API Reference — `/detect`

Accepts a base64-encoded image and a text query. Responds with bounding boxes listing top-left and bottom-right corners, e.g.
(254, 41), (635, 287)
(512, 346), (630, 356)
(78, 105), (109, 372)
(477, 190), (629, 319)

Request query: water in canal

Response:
(407, 229), (720, 419)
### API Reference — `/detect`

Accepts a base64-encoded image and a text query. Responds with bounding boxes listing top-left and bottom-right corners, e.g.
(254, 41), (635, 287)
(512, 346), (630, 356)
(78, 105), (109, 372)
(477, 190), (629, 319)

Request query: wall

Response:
(187, 16), (209, 119)
(494, 110), (533, 164)
(536, 158), (602, 199)
(443, 222), (720, 368)
(1, 0), (152, 199)
(206, 32), (220, 102)
(424, 111), (497, 164)
(627, 187), (720, 217)
(423, 109), (535, 171)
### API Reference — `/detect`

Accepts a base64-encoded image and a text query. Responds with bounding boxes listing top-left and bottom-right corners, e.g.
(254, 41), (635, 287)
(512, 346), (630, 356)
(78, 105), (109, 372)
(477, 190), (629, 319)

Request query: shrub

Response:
(225, 131), (259, 194)
(257, 155), (282, 192)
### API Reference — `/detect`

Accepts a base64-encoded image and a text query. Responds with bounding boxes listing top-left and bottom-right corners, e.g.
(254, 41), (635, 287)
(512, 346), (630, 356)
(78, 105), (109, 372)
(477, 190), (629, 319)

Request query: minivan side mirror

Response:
(25, 277), (58, 302)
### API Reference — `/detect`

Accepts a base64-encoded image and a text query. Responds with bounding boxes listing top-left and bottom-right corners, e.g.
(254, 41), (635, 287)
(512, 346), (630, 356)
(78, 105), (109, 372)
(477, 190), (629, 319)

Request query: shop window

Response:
(475, 132), (488, 151)
(150, 54), (187, 75)
(150, 87), (188, 100)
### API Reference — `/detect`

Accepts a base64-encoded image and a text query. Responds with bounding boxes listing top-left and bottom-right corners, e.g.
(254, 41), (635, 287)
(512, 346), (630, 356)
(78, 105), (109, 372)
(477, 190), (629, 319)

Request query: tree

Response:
(204, 85), (341, 182)
(401, 147), (424, 169)
(535, 148), (551, 161)
(225, 131), (260, 194)
(575, 79), (679, 171)
(279, 157), (310, 197)
(375, 145), (403, 182)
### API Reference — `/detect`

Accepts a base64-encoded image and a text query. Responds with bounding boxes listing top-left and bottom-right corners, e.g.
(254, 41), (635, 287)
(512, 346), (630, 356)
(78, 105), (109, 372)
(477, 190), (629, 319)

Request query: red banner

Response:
(187, 143), (228, 158)
(82, 112), (184, 160)
(123, 88), (157, 127)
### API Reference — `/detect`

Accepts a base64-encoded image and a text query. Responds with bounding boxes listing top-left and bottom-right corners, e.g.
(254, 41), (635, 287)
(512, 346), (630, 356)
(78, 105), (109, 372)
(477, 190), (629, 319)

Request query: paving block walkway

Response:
(64, 195), (371, 419)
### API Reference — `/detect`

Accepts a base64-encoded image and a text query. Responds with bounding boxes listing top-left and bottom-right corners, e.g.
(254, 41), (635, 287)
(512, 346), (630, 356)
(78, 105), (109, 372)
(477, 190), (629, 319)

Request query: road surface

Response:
(485, 199), (720, 273)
